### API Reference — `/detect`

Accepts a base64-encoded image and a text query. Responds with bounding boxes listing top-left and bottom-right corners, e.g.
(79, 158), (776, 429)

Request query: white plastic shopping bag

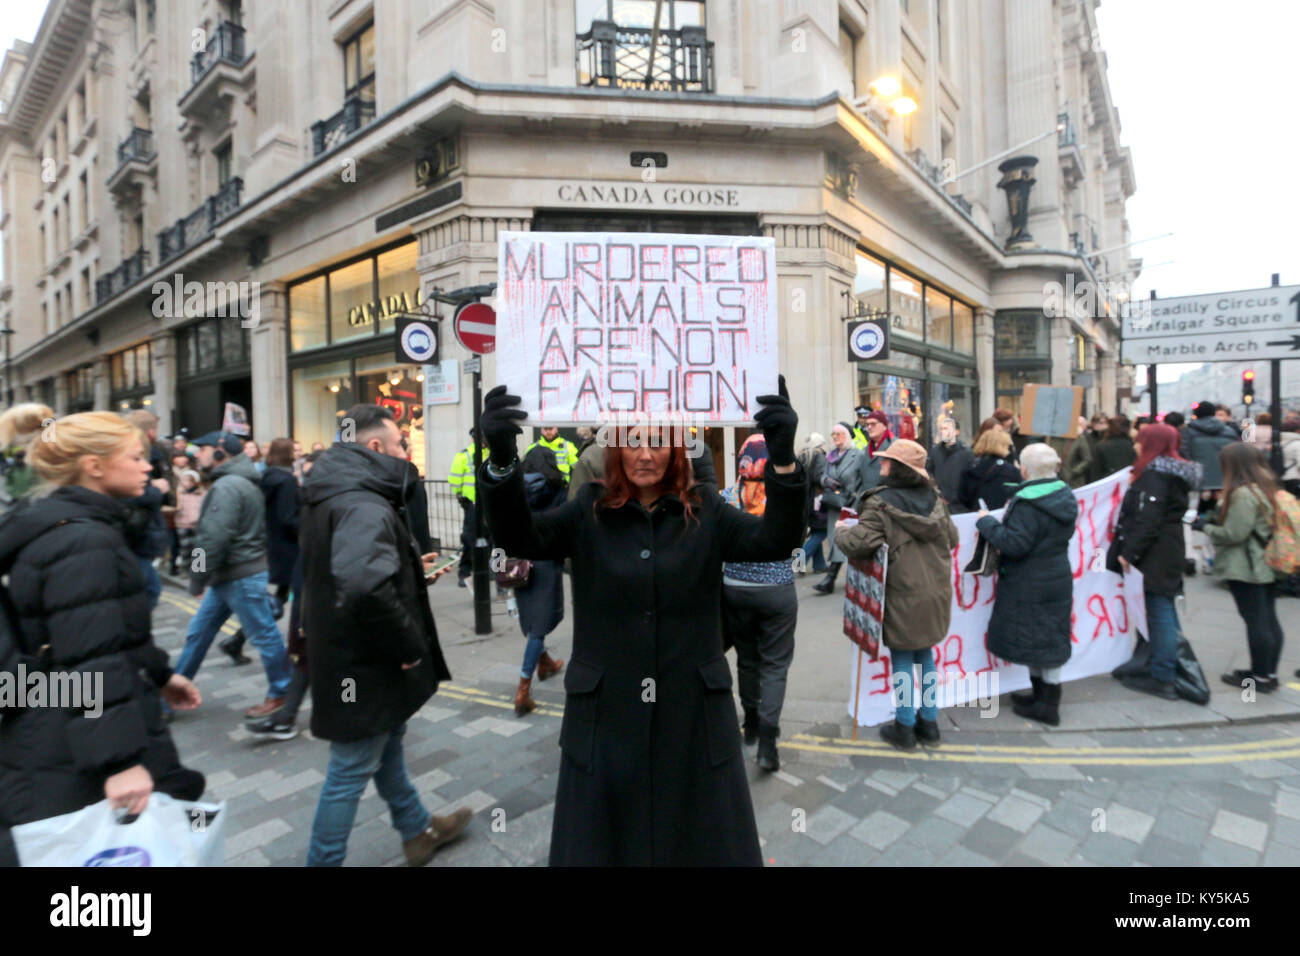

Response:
(11, 792), (227, 867)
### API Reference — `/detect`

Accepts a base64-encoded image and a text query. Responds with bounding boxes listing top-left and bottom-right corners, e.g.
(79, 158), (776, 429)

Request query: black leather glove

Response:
(458, 496), (471, 511)
(480, 385), (528, 468)
(1190, 515), (1207, 532)
(754, 374), (798, 467)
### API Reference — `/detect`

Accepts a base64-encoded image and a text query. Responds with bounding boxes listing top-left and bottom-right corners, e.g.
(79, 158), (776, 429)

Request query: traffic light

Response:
(1242, 369), (1255, 406)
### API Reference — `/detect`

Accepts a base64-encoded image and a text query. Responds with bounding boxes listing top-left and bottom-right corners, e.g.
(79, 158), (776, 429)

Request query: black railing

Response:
(115, 127), (155, 168)
(422, 479), (466, 555)
(157, 177), (243, 263)
(1057, 111), (1076, 148)
(94, 248), (150, 304)
(310, 94), (376, 156)
(190, 20), (247, 85)
(576, 21), (714, 93)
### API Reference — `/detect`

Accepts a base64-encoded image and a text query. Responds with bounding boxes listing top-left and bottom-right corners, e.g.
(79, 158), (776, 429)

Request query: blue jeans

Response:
(801, 529), (828, 572)
(136, 556), (161, 610)
(306, 723), (430, 866)
(174, 571), (291, 698)
(1144, 592), (1181, 683)
(890, 648), (939, 727)
(522, 635), (546, 679)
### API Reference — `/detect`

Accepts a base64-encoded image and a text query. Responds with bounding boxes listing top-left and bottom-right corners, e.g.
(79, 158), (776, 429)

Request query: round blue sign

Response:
(850, 323), (885, 360)
(400, 321), (437, 362)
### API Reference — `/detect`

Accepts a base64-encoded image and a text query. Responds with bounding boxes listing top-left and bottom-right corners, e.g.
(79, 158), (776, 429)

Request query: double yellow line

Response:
(160, 591), (241, 636)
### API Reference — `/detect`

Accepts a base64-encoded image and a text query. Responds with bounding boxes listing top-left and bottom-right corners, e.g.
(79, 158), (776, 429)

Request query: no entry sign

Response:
(453, 302), (497, 354)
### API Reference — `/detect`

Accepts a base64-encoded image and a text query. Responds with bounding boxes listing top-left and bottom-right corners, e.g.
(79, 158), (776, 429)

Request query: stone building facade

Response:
(0, 0), (1137, 485)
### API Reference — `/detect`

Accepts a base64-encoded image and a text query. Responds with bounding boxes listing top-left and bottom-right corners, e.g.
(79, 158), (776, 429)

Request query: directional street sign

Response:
(1121, 283), (1300, 364)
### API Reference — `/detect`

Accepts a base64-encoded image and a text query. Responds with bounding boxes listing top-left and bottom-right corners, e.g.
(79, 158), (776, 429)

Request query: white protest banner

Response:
(496, 231), (778, 425)
(846, 468), (1144, 727)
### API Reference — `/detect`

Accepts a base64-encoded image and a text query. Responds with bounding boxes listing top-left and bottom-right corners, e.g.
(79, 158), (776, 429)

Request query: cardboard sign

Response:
(221, 402), (249, 437)
(1020, 384), (1083, 437)
(846, 468), (1143, 727)
(496, 231), (778, 424)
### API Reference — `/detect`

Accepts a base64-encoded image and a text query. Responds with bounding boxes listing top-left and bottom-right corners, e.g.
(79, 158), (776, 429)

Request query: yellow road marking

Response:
(159, 592), (244, 636)
(783, 738), (1300, 766)
(437, 687), (564, 717)
(789, 732), (1300, 757)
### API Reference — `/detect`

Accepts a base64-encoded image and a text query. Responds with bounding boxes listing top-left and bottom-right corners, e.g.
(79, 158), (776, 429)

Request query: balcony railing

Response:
(115, 127), (155, 168)
(310, 94), (376, 157)
(191, 20), (247, 85)
(157, 177), (243, 263)
(906, 147), (974, 218)
(94, 248), (150, 305)
(576, 21), (714, 93)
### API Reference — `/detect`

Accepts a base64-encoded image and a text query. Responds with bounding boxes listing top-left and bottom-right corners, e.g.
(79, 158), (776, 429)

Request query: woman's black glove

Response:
(754, 374), (798, 467)
(1190, 515), (1208, 532)
(480, 385), (529, 468)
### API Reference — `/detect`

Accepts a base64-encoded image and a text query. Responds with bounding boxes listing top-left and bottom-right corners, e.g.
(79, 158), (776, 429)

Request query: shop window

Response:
(931, 379), (975, 438)
(889, 269), (924, 342)
(356, 354), (426, 475)
(925, 286), (952, 349)
(196, 321), (219, 373)
(327, 258), (376, 345)
(289, 275), (327, 351)
(995, 310), (1049, 359)
(852, 251), (887, 317)
(953, 301), (974, 355)
(219, 321), (246, 366)
(375, 243), (420, 334)
(291, 359), (353, 450)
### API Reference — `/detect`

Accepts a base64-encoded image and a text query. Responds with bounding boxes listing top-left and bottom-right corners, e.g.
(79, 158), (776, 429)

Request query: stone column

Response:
(53, 373), (69, 416)
(249, 281), (289, 441)
(975, 306), (996, 421)
(149, 329), (174, 433)
(1097, 349), (1117, 416)
(1050, 316), (1072, 387)
(92, 356), (110, 409)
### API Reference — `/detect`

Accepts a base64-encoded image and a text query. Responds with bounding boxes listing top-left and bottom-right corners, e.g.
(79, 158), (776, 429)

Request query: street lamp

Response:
(851, 76), (919, 128)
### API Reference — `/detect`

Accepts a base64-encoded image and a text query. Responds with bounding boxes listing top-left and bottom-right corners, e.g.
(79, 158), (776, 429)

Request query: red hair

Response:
(597, 435), (700, 524)
(1132, 422), (1184, 478)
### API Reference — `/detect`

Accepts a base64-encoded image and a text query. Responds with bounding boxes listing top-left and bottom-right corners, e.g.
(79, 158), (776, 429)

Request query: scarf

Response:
(868, 429), (895, 456)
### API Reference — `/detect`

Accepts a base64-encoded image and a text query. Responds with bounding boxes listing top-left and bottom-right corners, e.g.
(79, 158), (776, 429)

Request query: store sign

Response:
(348, 286), (423, 328)
(423, 360), (460, 406)
(847, 319), (890, 362)
(556, 182), (742, 208)
(395, 317), (439, 364)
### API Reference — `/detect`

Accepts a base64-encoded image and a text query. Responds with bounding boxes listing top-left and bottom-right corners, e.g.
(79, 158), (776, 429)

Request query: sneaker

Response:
(244, 697), (286, 719)
(246, 715), (298, 740)
(403, 807), (473, 866)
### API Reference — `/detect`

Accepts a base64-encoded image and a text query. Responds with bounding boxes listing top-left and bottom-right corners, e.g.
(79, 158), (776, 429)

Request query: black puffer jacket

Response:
(260, 465), (300, 588)
(300, 444), (451, 743)
(928, 440), (974, 512)
(1182, 417), (1237, 490)
(1107, 456), (1201, 597)
(958, 454), (1021, 511)
(0, 487), (195, 829)
(976, 478), (1079, 668)
(1090, 436), (1135, 483)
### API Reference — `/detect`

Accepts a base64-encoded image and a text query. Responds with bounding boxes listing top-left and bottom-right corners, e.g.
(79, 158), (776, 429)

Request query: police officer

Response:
(850, 406), (872, 451)
(525, 426), (579, 483)
(447, 428), (484, 587)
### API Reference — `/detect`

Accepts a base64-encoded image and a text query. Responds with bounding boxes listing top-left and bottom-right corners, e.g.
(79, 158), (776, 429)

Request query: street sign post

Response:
(1121, 283), (1300, 364)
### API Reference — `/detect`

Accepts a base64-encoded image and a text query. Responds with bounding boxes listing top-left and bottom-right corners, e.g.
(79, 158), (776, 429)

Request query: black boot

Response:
(1014, 681), (1060, 726)
(1011, 675), (1042, 706)
(218, 632), (250, 666)
(915, 716), (940, 747)
(741, 708), (760, 746)
(879, 719), (917, 751)
(756, 725), (780, 772)
(812, 562), (842, 595)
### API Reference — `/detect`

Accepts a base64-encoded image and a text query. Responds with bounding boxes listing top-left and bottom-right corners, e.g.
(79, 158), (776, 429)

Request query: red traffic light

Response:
(1242, 370), (1255, 380)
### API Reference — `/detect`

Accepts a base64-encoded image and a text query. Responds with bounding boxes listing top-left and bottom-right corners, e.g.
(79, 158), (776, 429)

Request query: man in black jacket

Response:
(123, 410), (172, 609)
(927, 416), (973, 513)
(301, 404), (471, 867)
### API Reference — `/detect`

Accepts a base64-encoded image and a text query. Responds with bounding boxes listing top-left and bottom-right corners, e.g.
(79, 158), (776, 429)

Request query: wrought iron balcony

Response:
(94, 248), (150, 305)
(310, 94), (376, 157)
(157, 177), (243, 264)
(115, 127), (155, 169)
(191, 20), (247, 85)
(576, 21), (714, 93)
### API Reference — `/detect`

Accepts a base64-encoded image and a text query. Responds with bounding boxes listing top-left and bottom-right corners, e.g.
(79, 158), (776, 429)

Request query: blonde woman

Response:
(0, 412), (203, 851)
(0, 402), (55, 501)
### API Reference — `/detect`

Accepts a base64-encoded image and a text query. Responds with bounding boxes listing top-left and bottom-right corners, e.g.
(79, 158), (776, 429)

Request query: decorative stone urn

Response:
(997, 155), (1039, 250)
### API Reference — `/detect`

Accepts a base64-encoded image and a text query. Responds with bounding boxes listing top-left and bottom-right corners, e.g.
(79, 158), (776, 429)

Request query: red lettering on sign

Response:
(1113, 595), (1129, 635)
(1086, 593), (1114, 639)
(867, 656), (892, 696)
(1070, 610), (1079, 644)
(940, 635), (967, 679)
(953, 551), (980, 610)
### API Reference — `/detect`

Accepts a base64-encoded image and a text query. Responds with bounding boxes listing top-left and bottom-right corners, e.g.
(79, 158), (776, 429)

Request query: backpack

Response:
(1264, 488), (1300, 575)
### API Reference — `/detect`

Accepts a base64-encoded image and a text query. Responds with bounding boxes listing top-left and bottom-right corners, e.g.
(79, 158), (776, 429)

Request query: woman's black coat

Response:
(515, 472), (565, 640)
(481, 459), (807, 866)
(261, 465), (300, 588)
(1091, 436), (1136, 483)
(958, 454), (1022, 511)
(975, 478), (1080, 668)
(0, 487), (200, 830)
(1107, 457), (1200, 597)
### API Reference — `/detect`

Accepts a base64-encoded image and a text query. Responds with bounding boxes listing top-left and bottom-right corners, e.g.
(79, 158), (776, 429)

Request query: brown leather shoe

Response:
(536, 652), (564, 682)
(244, 697), (285, 719)
(514, 677), (536, 716)
(403, 807), (473, 866)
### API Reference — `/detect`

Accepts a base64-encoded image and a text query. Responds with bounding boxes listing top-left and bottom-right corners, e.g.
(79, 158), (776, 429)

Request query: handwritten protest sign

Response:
(496, 232), (778, 424)
(846, 468), (1144, 726)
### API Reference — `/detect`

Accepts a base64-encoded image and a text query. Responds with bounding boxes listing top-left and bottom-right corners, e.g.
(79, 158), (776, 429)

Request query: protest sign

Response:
(496, 231), (778, 424)
(221, 402), (249, 437)
(846, 468), (1144, 726)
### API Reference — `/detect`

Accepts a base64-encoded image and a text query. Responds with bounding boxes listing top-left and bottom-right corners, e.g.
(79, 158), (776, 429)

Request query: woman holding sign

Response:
(478, 380), (806, 866)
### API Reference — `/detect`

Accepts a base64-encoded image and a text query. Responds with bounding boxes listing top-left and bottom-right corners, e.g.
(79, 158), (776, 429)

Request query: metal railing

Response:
(94, 248), (149, 304)
(576, 21), (714, 92)
(310, 93), (376, 156)
(115, 127), (155, 168)
(190, 19), (247, 85)
(423, 479), (466, 555)
(157, 177), (243, 263)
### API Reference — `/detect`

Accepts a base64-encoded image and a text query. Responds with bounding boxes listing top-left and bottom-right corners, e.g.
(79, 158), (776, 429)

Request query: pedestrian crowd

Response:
(0, 388), (1296, 867)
